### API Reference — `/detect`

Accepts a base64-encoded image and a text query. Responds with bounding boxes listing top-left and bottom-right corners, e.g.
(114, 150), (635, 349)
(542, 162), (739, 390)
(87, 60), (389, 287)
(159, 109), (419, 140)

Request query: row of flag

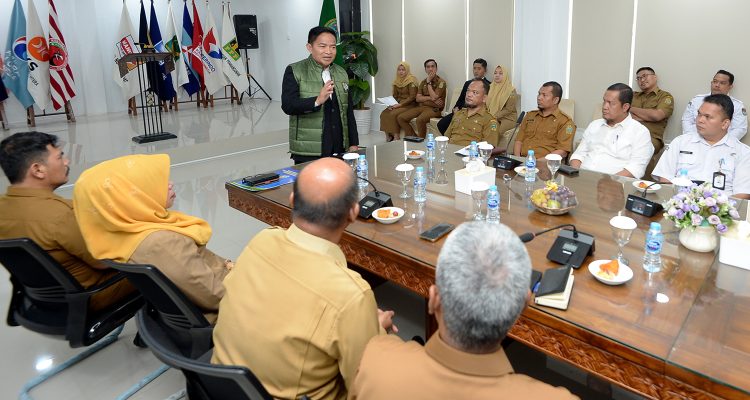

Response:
(1, 0), (77, 111)
(114, 0), (249, 103)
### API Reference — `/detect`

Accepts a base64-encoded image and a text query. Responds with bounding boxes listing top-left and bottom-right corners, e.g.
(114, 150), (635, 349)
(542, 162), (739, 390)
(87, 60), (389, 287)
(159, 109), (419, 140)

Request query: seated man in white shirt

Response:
(653, 94), (750, 199)
(681, 70), (747, 140)
(569, 83), (654, 179)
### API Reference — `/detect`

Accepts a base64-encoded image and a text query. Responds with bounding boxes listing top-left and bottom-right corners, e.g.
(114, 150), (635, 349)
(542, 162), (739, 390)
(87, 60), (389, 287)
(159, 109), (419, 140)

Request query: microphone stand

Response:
(493, 111), (526, 170)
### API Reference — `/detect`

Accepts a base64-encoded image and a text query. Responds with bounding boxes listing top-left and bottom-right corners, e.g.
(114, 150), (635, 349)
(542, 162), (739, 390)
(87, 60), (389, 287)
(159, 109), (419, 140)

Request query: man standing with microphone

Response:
(282, 26), (359, 165)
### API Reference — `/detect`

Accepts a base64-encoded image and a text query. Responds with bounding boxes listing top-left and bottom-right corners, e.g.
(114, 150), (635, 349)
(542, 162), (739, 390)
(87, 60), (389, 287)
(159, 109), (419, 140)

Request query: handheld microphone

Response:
(493, 111), (526, 170)
(356, 177), (393, 219)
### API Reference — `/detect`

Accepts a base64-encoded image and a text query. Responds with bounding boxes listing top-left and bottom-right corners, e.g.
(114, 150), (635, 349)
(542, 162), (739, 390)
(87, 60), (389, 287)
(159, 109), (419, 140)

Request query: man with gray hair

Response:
(349, 222), (578, 399)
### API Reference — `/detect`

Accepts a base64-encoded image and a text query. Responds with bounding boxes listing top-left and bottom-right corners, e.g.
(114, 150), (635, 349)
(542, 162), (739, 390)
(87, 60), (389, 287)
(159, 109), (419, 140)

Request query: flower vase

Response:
(678, 226), (719, 252)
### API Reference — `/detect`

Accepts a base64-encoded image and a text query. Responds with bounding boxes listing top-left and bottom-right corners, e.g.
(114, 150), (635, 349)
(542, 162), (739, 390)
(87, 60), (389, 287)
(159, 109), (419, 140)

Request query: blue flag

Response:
(139, 0), (150, 46)
(2, 0), (34, 108)
(180, 1), (200, 96)
(149, 0), (176, 100)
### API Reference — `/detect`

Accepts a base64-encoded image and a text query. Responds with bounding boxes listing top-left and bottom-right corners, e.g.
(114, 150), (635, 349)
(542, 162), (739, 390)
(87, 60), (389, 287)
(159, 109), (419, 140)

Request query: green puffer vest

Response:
(289, 56), (350, 156)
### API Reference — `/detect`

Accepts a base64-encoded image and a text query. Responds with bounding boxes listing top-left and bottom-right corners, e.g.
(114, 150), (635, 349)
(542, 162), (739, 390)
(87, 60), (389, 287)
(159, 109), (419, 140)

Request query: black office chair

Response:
(136, 308), (274, 400)
(103, 260), (213, 358)
(0, 237), (144, 398)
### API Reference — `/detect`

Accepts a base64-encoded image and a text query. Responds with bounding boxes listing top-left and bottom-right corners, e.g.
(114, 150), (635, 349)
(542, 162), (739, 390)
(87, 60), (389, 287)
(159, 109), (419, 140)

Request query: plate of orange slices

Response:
(588, 259), (633, 285)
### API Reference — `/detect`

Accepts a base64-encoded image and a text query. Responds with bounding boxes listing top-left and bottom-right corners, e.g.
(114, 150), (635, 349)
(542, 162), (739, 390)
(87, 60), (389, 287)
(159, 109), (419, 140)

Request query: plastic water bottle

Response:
(674, 168), (691, 193)
(525, 150), (537, 182)
(469, 141), (479, 161)
(356, 155), (369, 189)
(643, 222), (663, 273)
(426, 133), (435, 161)
(486, 185), (500, 224)
(413, 166), (427, 203)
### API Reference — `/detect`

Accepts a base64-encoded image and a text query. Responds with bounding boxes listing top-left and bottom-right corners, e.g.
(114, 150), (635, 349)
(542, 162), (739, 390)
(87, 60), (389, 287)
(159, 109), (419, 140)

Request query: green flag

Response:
(319, 0), (344, 65)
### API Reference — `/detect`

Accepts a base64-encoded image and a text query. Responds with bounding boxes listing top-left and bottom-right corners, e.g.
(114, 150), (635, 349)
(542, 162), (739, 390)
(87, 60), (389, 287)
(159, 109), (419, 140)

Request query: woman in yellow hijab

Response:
(379, 61), (418, 141)
(487, 65), (519, 141)
(73, 154), (231, 323)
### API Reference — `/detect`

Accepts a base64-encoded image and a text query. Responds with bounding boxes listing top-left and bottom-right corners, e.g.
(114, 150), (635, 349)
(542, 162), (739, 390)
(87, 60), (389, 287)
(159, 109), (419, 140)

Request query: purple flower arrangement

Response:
(663, 182), (741, 233)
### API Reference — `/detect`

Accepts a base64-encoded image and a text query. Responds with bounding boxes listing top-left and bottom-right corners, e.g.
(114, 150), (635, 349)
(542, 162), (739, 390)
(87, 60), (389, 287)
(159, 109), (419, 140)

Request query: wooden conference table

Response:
(226, 141), (750, 399)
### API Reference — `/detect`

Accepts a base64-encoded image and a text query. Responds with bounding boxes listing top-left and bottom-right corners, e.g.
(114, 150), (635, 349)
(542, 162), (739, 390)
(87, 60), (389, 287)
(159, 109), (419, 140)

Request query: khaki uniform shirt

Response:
(212, 224), (383, 400)
(445, 105), (501, 146)
(392, 83), (418, 107)
(349, 334), (579, 400)
(632, 87), (674, 148)
(0, 187), (104, 287)
(516, 108), (576, 158)
(0, 187), (135, 311)
(129, 230), (229, 324)
(417, 75), (447, 110)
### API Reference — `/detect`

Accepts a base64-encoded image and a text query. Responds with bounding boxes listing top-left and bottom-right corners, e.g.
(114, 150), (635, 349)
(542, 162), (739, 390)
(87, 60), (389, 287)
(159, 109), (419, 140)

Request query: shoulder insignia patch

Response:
(490, 122), (497, 130)
(743, 108), (747, 116)
(687, 101), (692, 107)
(665, 97), (672, 105)
(343, 82), (348, 92)
(438, 81), (445, 89)
(565, 125), (573, 134)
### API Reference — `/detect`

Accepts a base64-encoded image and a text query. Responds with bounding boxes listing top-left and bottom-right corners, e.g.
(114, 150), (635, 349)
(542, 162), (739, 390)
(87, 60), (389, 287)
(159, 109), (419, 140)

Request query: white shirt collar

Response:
(688, 131), (736, 149)
(598, 113), (633, 129)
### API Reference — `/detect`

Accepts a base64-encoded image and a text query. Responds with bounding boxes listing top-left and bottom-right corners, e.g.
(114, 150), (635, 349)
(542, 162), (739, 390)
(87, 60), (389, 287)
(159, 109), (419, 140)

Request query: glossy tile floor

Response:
(0, 100), (639, 399)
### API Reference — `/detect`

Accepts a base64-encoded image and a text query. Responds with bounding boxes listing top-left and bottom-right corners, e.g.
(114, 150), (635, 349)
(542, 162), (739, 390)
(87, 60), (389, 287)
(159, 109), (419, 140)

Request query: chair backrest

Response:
(559, 98), (575, 120)
(0, 238), (83, 295)
(137, 309), (273, 400)
(0, 238), (83, 332)
(447, 85), (463, 113)
(0, 238), (142, 346)
(104, 260), (212, 357)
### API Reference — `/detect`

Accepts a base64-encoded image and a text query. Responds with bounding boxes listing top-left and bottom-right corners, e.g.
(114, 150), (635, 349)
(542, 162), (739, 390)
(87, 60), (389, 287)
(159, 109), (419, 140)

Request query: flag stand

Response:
(24, 101), (76, 127)
(118, 51), (177, 144)
(240, 48), (271, 102)
(0, 102), (8, 130)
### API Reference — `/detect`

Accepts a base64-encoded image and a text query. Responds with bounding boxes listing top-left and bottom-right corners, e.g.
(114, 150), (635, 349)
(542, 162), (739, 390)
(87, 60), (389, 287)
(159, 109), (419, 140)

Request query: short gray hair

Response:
(436, 222), (531, 352)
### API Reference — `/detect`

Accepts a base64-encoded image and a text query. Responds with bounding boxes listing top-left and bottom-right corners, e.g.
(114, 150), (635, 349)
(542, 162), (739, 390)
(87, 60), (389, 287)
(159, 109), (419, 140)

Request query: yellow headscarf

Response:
(487, 65), (515, 115)
(391, 61), (418, 88)
(73, 154), (212, 262)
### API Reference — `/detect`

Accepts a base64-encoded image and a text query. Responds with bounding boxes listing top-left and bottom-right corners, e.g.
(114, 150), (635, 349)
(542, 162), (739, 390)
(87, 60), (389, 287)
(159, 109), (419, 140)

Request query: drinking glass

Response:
(470, 182), (489, 220)
(343, 152), (360, 171)
(435, 163), (449, 184)
(610, 215), (637, 266)
(478, 143), (494, 165)
(435, 136), (449, 163)
(545, 154), (562, 183)
(395, 164), (414, 199)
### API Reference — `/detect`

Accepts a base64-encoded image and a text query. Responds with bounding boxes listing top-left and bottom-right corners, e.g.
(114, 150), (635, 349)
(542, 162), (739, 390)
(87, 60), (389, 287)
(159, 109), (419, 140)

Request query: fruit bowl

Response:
(372, 207), (405, 224)
(530, 181), (578, 215)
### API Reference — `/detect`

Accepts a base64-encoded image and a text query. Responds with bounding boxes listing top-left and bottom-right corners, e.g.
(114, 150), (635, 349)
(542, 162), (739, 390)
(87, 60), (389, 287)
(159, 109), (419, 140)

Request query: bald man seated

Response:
(211, 158), (395, 400)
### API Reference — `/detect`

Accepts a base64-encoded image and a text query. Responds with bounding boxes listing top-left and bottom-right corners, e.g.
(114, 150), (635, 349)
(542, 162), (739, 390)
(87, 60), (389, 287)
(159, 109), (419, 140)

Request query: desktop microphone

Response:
(518, 223), (595, 269)
(519, 223), (578, 243)
(356, 177), (393, 219)
(493, 111), (526, 170)
(625, 181), (664, 217)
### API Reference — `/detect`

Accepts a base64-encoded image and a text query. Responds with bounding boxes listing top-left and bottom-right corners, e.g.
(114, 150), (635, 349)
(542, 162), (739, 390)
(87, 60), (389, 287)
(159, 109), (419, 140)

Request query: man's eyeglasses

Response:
(635, 73), (654, 82)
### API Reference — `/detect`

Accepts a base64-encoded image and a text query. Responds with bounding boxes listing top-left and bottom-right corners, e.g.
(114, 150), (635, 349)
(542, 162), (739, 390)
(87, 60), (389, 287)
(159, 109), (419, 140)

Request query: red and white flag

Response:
(26, 0), (50, 110)
(48, 0), (76, 110)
